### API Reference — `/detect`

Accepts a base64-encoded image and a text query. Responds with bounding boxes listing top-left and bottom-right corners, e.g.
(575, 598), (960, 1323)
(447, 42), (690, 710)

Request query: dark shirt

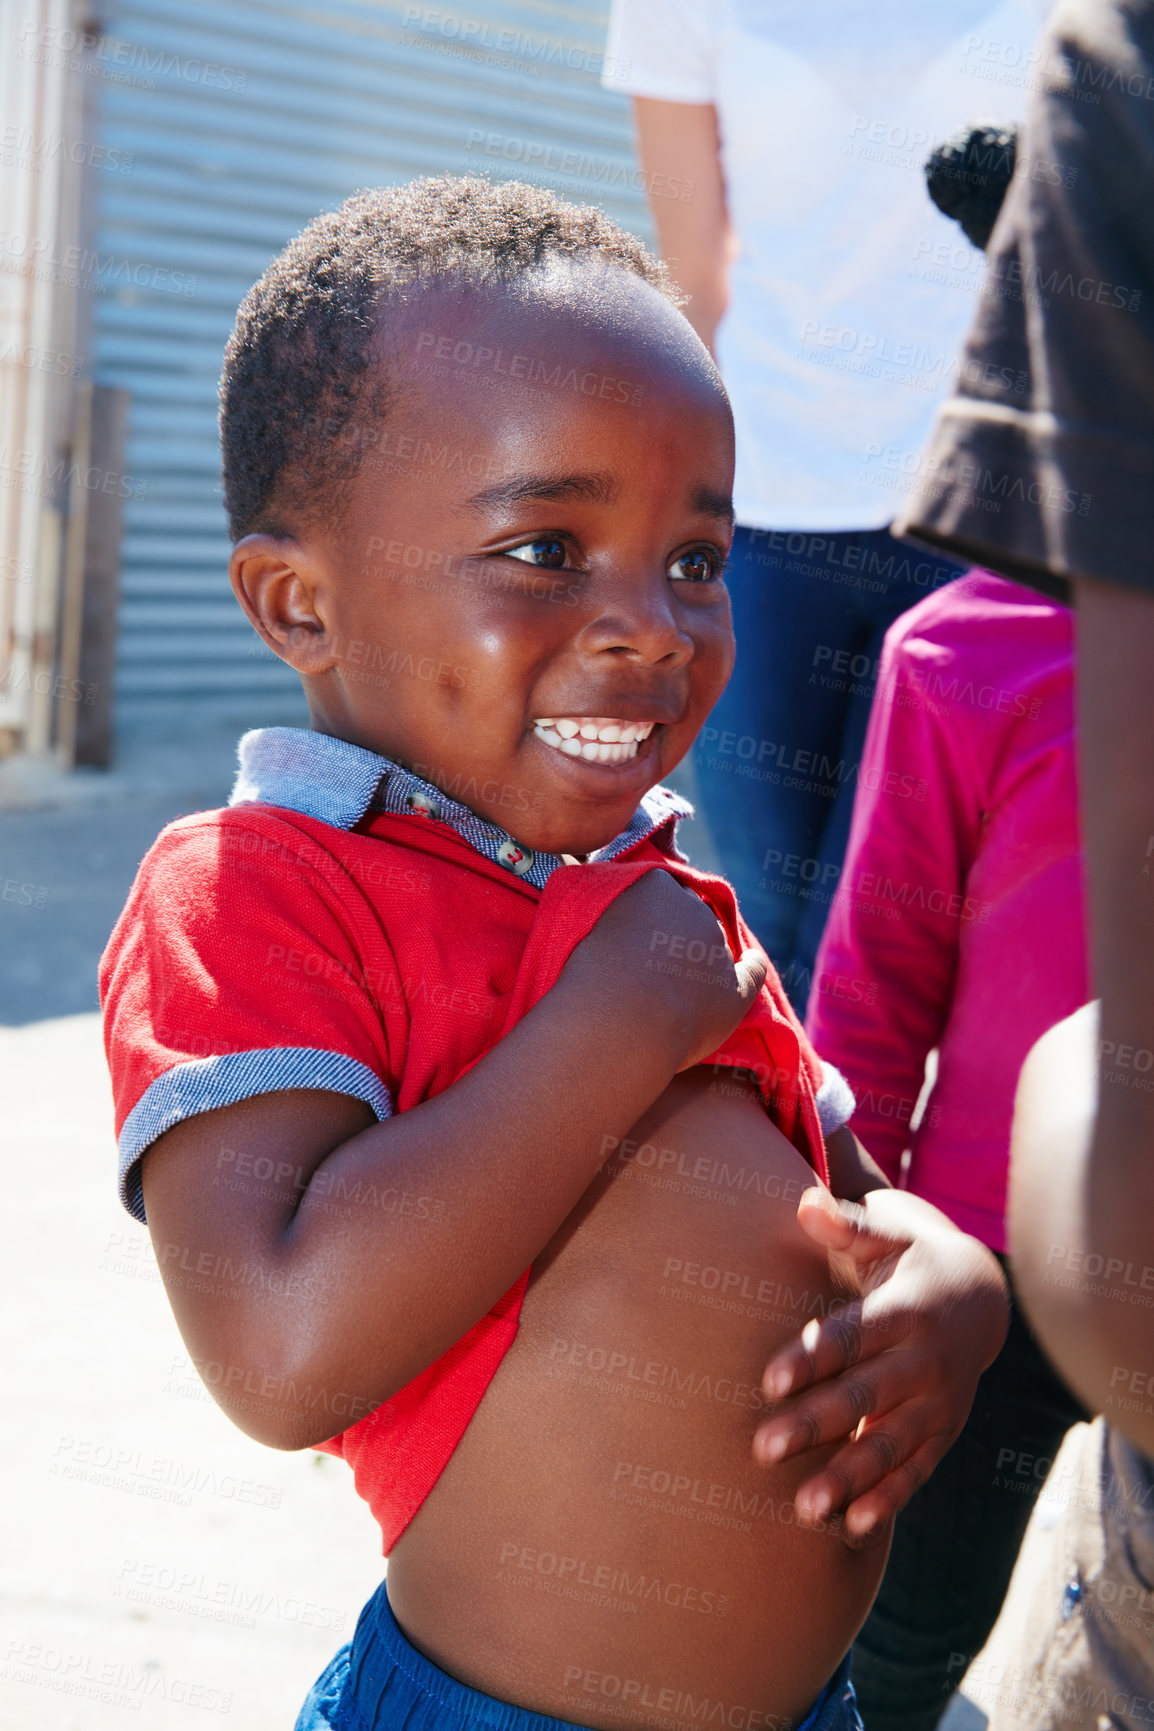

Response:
(894, 0), (1154, 603)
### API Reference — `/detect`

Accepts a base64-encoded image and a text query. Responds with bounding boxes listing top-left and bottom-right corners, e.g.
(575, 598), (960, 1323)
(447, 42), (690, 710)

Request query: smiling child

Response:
(100, 178), (1007, 1731)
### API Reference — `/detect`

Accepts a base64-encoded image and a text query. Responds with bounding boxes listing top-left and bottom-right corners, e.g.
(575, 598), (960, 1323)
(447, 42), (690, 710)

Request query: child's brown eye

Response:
(669, 548), (719, 583)
(507, 537), (568, 570)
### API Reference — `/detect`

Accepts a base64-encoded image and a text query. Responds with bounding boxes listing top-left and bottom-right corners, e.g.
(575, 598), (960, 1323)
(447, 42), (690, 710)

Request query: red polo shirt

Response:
(101, 727), (843, 1551)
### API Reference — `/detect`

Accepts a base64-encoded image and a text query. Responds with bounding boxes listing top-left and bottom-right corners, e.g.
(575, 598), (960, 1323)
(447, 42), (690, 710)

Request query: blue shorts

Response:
(295, 1580), (862, 1731)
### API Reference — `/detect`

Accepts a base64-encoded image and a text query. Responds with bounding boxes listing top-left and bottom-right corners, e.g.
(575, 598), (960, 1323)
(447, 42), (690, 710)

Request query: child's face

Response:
(239, 270), (736, 857)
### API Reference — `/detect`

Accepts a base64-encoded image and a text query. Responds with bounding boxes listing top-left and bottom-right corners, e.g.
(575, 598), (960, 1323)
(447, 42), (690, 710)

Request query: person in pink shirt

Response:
(806, 568), (1089, 1731)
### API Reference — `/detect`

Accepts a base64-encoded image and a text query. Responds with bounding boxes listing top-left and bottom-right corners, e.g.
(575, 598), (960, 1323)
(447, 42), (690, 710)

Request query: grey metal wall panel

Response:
(90, 0), (646, 717)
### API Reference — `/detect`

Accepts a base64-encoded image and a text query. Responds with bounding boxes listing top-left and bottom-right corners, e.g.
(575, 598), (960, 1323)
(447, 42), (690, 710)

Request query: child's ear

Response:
(229, 534), (338, 674)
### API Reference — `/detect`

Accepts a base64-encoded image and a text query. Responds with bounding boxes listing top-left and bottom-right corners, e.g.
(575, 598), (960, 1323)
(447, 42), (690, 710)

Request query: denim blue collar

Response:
(230, 727), (691, 892)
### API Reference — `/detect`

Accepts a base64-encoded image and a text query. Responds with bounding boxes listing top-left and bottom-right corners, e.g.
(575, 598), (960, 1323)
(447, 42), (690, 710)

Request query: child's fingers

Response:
(794, 1185), (862, 1253)
(760, 1301), (864, 1402)
(781, 1399), (936, 1534)
(734, 945), (768, 1002)
(838, 1436), (943, 1545)
(796, 1185), (911, 1265)
(754, 1340), (928, 1467)
(759, 1296), (909, 1402)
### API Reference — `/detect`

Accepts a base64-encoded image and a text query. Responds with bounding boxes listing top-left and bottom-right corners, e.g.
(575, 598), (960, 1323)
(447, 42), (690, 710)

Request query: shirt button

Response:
(406, 792), (441, 820)
(497, 839), (535, 876)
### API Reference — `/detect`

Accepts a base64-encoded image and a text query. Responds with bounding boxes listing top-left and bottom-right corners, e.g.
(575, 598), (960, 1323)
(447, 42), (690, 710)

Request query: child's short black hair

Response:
(220, 175), (677, 542)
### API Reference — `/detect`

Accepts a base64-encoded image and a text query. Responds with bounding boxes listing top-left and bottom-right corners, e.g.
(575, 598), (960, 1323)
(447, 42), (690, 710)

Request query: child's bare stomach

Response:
(388, 1068), (888, 1729)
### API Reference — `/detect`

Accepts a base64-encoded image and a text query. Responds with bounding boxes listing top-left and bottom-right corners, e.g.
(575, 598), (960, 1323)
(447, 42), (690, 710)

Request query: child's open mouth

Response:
(532, 717), (655, 765)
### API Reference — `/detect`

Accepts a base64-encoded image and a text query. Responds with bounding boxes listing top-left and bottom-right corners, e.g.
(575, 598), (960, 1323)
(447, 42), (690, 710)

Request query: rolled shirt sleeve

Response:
(100, 811), (399, 1223)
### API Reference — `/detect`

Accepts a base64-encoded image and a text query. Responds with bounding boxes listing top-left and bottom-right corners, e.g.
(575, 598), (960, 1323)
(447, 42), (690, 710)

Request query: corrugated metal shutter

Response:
(89, 0), (648, 721)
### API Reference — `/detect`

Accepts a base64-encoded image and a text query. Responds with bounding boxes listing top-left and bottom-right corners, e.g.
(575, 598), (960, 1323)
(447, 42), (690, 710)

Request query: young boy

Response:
(100, 177), (1008, 1731)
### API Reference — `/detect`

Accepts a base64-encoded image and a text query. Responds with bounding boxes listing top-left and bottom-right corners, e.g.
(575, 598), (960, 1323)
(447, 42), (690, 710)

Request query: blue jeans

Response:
(295, 1580), (863, 1731)
(692, 526), (963, 1014)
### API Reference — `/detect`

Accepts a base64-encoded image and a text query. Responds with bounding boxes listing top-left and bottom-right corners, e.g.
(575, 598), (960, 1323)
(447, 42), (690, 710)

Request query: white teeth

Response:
(532, 715), (659, 766)
(546, 717), (657, 743)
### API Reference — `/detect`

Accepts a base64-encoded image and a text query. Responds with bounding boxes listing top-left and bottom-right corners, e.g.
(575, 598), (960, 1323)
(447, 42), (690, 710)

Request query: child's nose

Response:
(575, 579), (694, 667)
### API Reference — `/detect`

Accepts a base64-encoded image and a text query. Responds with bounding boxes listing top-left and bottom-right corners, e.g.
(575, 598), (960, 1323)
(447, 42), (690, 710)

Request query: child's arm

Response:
(140, 870), (765, 1450)
(753, 1184), (1009, 1544)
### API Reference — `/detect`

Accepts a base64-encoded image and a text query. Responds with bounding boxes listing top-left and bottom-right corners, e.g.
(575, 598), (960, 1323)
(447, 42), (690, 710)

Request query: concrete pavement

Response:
(0, 1009), (386, 1729)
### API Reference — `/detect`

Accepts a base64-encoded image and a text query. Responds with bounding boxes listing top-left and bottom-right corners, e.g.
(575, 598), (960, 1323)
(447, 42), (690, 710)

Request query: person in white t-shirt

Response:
(604, 0), (1049, 1015)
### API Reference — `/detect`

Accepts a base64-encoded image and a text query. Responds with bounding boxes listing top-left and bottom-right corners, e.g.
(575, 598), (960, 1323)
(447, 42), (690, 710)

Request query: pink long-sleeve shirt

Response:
(806, 571), (1086, 1252)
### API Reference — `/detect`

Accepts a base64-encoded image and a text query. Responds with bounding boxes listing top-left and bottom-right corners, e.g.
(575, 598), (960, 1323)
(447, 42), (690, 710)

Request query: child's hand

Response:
(752, 1186), (1009, 1546)
(566, 871), (767, 1071)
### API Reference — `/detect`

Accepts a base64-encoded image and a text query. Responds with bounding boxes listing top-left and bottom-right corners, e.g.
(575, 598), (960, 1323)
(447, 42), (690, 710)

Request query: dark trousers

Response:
(851, 1263), (1089, 1731)
(691, 525), (962, 1015)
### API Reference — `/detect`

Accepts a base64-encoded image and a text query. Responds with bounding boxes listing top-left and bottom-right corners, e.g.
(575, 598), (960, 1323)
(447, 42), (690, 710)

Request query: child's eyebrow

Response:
(691, 484), (735, 526)
(464, 472), (735, 527)
(465, 471), (619, 511)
